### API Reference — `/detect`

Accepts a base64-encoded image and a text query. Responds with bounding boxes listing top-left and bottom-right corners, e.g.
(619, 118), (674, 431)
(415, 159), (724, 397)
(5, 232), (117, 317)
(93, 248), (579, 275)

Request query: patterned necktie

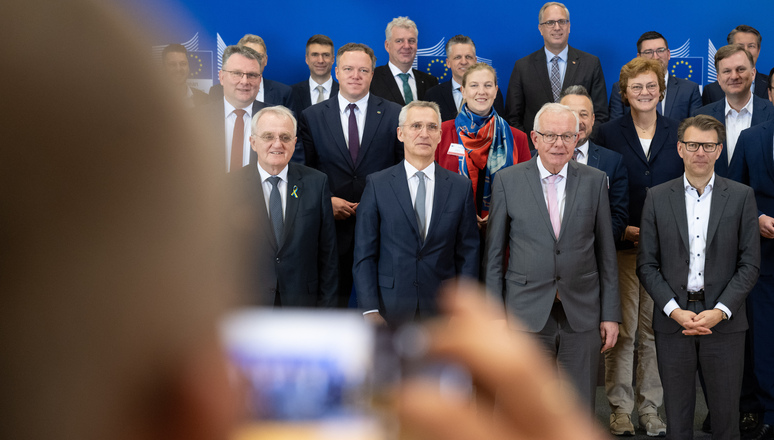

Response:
(550, 56), (561, 103)
(315, 84), (325, 104)
(347, 103), (359, 163)
(546, 174), (561, 238)
(230, 109), (247, 172)
(415, 171), (426, 242)
(455, 87), (463, 112)
(573, 148), (581, 161)
(268, 176), (283, 246)
(398, 73), (414, 104)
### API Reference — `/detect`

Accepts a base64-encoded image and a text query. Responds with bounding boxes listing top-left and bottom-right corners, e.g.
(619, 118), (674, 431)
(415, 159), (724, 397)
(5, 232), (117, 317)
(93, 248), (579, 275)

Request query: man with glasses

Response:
(609, 32), (702, 121)
(505, 2), (608, 148)
(353, 101), (479, 327)
(299, 43), (403, 308)
(694, 45), (774, 177)
(485, 102), (620, 409)
(639, 115), (759, 440)
(703, 25), (770, 106)
(199, 45), (267, 173)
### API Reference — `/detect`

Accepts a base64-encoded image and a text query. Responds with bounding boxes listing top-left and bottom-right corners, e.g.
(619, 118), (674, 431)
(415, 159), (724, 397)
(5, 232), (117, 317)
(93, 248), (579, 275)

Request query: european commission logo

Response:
(413, 38), (494, 82)
(152, 33), (214, 92)
(667, 39), (703, 84)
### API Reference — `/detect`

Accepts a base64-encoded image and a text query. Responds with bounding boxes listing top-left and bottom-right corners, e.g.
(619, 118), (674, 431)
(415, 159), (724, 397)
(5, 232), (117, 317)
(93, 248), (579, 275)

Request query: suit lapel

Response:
(389, 163), (421, 240)
(706, 177), (729, 249)
(322, 98), (355, 169)
(752, 95), (770, 125)
(425, 166), (451, 246)
(558, 162), (579, 241)
(249, 166), (278, 252)
(561, 47), (579, 90)
(359, 95), (386, 167)
(525, 158), (556, 240)
(664, 76), (678, 118)
(587, 143), (601, 168)
(280, 164), (302, 251)
(648, 115), (671, 163)
(301, 81), (312, 109)
(381, 66), (406, 104)
(762, 123), (774, 182)
(668, 180), (690, 252)
(441, 81), (456, 114)
(620, 115), (650, 166)
(530, 50), (554, 103)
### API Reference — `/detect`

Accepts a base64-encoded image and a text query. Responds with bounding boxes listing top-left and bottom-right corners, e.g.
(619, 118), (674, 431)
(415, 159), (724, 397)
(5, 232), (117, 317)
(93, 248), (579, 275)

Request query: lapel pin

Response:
(291, 185), (299, 198)
(377, 110), (382, 114)
(572, 61), (576, 64)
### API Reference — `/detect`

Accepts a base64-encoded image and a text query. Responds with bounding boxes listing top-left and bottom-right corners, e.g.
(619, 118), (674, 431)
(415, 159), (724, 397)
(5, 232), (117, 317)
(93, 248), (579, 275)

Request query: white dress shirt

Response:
(544, 45), (569, 87)
(574, 140), (589, 165)
(223, 97), (254, 172)
(639, 137), (653, 159)
(404, 160), (435, 238)
(724, 94), (754, 164)
(388, 61), (418, 101)
(663, 174), (732, 318)
(309, 76), (334, 103)
(537, 159), (568, 222)
(257, 164), (290, 220)
(338, 92), (368, 148)
(451, 78), (463, 111)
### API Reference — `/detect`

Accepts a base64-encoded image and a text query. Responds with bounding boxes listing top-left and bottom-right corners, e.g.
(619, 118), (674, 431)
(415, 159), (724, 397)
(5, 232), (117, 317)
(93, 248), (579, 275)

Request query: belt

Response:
(687, 290), (705, 302)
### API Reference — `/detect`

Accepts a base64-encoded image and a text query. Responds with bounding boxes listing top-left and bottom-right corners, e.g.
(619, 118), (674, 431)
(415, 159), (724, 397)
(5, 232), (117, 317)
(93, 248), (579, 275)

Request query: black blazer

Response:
(692, 94), (774, 177)
(299, 94), (403, 253)
(702, 71), (769, 105)
(369, 64), (438, 105)
(234, 162), (338, 307)
(197, 98), (267, 172)
(505, 46), (608, 136)
(424, 80), (506, 121)
(290, 78), (339, 116)
(609, 76), (702, 121)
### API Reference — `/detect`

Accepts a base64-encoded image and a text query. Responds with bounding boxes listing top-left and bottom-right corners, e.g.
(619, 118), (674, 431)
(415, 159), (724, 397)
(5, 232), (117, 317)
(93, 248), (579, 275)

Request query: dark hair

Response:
(221, 45), (263, 69)
(728, 25), (762, 46)
(678, 115), (726, 144)
(714, 44), (754, 71)
(768, 67), (774, 90)
(161, 43), (187, 61)
(306, 34), (334, 50)
(636, 31), (668, 52)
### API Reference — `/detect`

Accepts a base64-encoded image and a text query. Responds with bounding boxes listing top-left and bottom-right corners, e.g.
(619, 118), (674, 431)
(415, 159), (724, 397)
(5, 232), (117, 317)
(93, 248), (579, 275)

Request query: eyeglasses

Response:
(539, 19), (569, 27)
(639, 47), (669, 57)
(535, 131), (577, 144)
(222, 70), (261, 81)
(253, 133), (294, 143)
(681, 141), (720, 153)
(403, 122), (440, 134)
(628, 83), (659, 94)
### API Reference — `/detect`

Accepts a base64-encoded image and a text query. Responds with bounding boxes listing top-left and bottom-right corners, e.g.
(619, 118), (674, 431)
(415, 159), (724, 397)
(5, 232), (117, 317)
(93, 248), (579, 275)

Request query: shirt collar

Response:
(683, 173), (715, 193)
(309, 75), (333, 91)
(257, 163), (289, 183)
(544, 45), (569, 63)
(451, 78), (462, 91)
(223, 96), (253, 118)
(404, 159), (435, 181)
(537, 157), (568, 180)
(724, 93), (754, 117)
(576, 140), (589, 159)
(389, 61), (414, 78)
(337, 92), (369, 113)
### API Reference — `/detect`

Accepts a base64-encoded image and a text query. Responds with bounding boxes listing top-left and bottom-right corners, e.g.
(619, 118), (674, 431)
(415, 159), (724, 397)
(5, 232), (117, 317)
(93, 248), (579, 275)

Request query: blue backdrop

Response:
(126, 0), (774, 100)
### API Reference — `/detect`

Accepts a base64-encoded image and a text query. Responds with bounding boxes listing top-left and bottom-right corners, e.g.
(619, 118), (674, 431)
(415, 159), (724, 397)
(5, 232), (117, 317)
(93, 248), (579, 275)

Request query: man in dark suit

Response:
(353, 101), (479, 326)
(485, 102), (620, 409)
(560, 86), (628, 241)
(369, 16), (438, 105)
(208, 34), (296, 110)
(505, 2), (608, 147)
(161, 43), (209, 107)
(299, 43), (403, 307)
(609, 32), (701, 121)
(198, 45), (267, 173)
(694, 45), (774, 177)
(290, 35), (339, 116)
(424, 35), (505, 121)
(703, 25), (770, 105)
(729, 119), (774, 440)
(769, 67), (774, 104)
(638, 115), (760, 440)
(234, 106), (337, 307)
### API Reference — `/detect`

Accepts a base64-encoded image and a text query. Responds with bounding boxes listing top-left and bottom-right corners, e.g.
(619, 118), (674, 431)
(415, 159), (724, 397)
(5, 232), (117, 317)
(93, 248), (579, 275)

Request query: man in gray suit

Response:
(637, 115), (760, 440)
(486, 102), (621, 408)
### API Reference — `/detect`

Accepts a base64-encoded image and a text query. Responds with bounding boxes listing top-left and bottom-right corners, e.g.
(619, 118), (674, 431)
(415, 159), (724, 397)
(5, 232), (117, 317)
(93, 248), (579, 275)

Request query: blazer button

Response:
(556, 276), (561, 281)
(556, 249), (561, 255)
(680, 285), (686, 290)
(644, 170), (650, 176)
(413, 281), (419, 286)
(417, 256), (422, 261)
(275, 258), (280, 263)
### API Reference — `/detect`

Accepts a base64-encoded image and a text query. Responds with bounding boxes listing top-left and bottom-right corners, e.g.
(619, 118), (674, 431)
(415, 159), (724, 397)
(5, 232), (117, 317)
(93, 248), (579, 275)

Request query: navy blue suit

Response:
(728, 119), (774, 426)
(424, 80), (505, 122)
(586, 142), (629, 242)
(609, 76), (701, 121)
(595, 114), (683, 248)
(692, 94), (774, 177)
(299, 93), (403, 306)
(702, 71), (770, 105)
(353, 162), (479, 325)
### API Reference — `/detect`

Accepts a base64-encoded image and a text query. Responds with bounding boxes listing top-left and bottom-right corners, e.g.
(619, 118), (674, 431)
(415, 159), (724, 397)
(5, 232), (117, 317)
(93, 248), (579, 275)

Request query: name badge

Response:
(447, 143), (465, 156)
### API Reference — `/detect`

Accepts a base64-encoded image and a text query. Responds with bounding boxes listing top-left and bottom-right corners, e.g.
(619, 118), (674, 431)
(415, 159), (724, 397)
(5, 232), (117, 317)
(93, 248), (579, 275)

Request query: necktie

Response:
(315, 84), (325, 104)
(550, 56), (561, 103)
(398, 73), (414, 104)
(415, 171), (426, 242)
(546, 174), (561, 238)
(230, 109), (247, 172)
(455, 87), (463, 112)
(268, 176), (283, 246)
(573, 148), (581, 161)
(347, 103), (359, 163)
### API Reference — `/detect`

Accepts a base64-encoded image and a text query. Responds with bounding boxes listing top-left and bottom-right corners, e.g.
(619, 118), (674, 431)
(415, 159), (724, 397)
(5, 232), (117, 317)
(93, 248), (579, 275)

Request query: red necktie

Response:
(230, 109), (247, 172)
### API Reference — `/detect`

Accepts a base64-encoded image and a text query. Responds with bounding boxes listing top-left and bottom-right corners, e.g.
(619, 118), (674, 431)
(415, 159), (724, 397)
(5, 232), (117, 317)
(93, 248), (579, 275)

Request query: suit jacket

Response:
(609, 76), (702, 121)
(234, 163), (338, 307)
(290, 78), (339, 116)
(424, 80), (506, 121)
(299, 94), (403, 254)
(369, 64), (438, 105)
(353, 162), (479, 325)
(586, 142), (629, 242)
(701, 71), (770, 105)
(190, 87), (210, 106)
(208, 78), (296, 110)
(485, 156), (621, 332)
(595, 113), (683, 247)
(637, 176), (759, 333)
(728, 119), (774, 276)
(505, 46), (608, 137)
(693, 94), (774, 177)
(197, 98), (268, 172)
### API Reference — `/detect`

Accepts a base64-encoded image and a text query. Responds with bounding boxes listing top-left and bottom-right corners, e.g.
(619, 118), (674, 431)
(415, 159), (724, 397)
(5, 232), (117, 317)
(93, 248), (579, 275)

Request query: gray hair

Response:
(398, 101), (442, 127)
(538, 1), (570, 23)
(560, 85), (591, 101)
(533, 102), (579, 133)
(385, 16), (418, 41)
(445, 35), (475, 56)
(251, 105), (297, 134)
(238, 34), (266, 53)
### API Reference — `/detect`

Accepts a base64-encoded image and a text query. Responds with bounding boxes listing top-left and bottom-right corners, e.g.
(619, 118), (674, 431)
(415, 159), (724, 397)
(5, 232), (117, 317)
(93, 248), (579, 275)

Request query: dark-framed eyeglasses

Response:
(222, 70), (261, 81)
(539, 19), (569, 27)
(639, 47), (669, 57)
(680, 141), (720, 153)
(535, 131), (577, 144)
